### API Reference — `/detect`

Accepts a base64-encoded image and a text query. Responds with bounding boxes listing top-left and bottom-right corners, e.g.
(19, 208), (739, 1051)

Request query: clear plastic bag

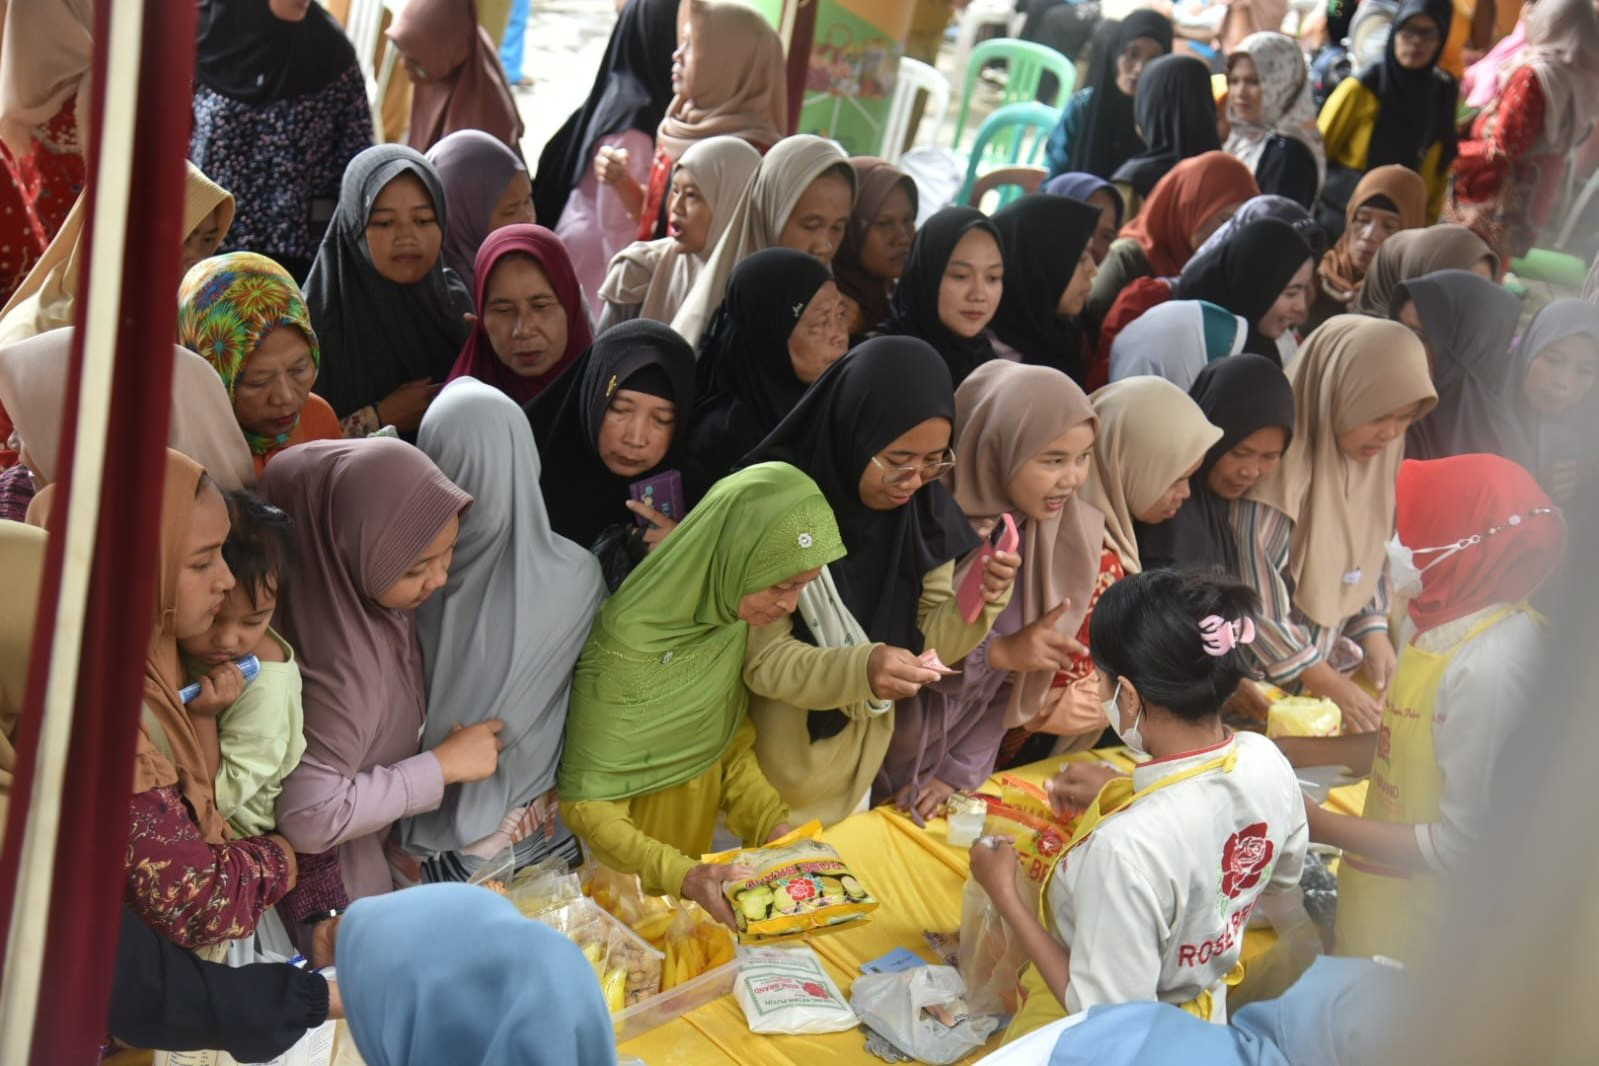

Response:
(850, 965), (998, 1065)
(957, 866), (1043, 1017)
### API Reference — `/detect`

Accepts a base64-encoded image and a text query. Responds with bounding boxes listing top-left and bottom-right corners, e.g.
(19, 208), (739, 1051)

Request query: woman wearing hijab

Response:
(304, 145), (473, 438)
(387, 0), (524, 154)
(537, 0), (678, 307)
(741, 339), (1013, 826)
(1085, 151), (1259, 346)
(877, 362), (1108, 815)
(1134, 355), (1294, 581)
(1349, 223), (1499, 318)
(1042, 172), (1123, 265)
(834, 157), (918, 338)
(525, 320), (697, 583)
(446, 224), (591, 404)
(1319, 0), (1459, 223)
(1390, 269), (1524, 461)
(1221, 32), (1326, 208)
(670, 135), (854, 346)
(265, 438), (496, 907)
(426, 130), (534, 290)
(620, 0), (787, 244)
(1192, 193), (1326, 264)
(988, 194), (1100, 380)
(1446, 0), (1599, 264)
(178, 252), (342, 476)
(596, 136), (761, 331)
(338, 884), (616, 1066)
(0, 0), (90, 237)
(1233, 317), (1438, 734)
(402, 379), (606, 880)
(877, 207), (1004, 386)
(189, 0), (374, 283)
(1309, 165), (1430, 327)
(558, 463), (844, 914)
(1513, 299), (1599, 504)
(1110, 55), (1222, 212)
(1108, 300), (1248, 390)
(687, 248), (846, 481)
(1044, 12), (1175, 181)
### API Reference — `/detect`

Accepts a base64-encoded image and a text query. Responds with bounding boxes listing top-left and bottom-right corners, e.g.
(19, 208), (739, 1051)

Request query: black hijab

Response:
(1111, 54), (1221, 197)
(195, 0), (357, 106)
(689, 248), (834, 480)
(306, 146), (473, 419)
(1358, 0), (1459, 173)
(880, 207), (1002, 386)
(525, 319), (697, 548)
(988, 193), (1099, 379)
(1136, 354), (1295, 572)
(531, 0), (678, 224)
(1068, 12), (1175, 178)
(743, 337), (982, 651)
(1171, 217), (1313, 362)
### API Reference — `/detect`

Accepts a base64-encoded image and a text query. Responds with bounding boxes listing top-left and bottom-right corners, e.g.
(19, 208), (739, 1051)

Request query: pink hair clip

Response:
(1199, 614), (1256, 657)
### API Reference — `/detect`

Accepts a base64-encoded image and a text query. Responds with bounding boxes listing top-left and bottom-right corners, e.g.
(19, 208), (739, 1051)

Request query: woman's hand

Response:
(867, 645), (942, 700)
(324, 979), (344, 1020)
(1045, 762), (1123, 817)
(594, 145), (632, 186)
(624, 499), (677, 552)
(968, 835), (1020, 902)
(187, 661), (246, 718)
(766, 822), (793, 843)
(989, 601), (1086, 674)
(432, 719), (505, 785)
(375, 378), (442, 434)
(893, 776), (956, 825)
(1227, 679), (1273, 722)
(979, 548), (1021, 605)
(681, 862), (754, 930)
(309, 912), (341, 970)
(1319, 673), (1384, 734)
(1359, 631), (1397, 696)
(266, 833), (299, 889)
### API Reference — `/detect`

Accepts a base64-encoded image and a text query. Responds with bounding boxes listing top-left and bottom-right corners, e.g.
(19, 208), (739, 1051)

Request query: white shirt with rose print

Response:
(1046, 730), (1308, 1020)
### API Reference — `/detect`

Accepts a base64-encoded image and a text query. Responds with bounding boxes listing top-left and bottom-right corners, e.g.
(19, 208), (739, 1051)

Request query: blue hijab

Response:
(1043, 172), (1125, 230)
(340, 884), (616, 1066)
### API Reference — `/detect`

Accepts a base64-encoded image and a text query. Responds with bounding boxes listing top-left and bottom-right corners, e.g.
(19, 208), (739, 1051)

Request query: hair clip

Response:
(1199, 614), (1256, 657)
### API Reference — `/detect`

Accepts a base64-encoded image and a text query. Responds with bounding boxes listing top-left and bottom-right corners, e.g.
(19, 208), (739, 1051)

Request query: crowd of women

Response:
(1, 0), (1598, 1061)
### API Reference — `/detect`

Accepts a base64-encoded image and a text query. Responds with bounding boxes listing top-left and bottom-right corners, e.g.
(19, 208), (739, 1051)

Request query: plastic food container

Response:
(614, 951), (744, 1042)
(945, 794), (988, 847)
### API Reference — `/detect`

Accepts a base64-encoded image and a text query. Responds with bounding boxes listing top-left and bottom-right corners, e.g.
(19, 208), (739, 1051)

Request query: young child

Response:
(181, 491), (306, 840)
(972, 568), (1316, 1041)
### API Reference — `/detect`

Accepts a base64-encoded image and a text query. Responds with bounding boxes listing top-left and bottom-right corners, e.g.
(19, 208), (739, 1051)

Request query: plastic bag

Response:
(957, 868), (1042, 1017)
(582, 861), (738, 988)
(485, 851), (584, 918)
(704, 821), (878, 942)
(528, 896), (664, 1013)
(1266, 696), (1342, 738)
(735, 945), (858, 1035)
(850, 965), (999, 1065)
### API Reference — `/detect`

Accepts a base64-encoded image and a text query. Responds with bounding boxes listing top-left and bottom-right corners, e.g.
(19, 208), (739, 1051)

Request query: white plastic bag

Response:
(734, 945), (858, 1034)
(850, 965), (998, 1065)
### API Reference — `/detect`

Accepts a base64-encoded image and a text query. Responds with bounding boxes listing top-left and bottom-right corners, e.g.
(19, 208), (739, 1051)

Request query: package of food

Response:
(850, 965), (999, 1064)
(957, 865), (1045, 1017)
(1267, 695), (1342, 739)
(703, 821), (878, 942)
(734, 945), (858, 1034)
(581, 861), (738, 988)
(529, 896), (664, 1013)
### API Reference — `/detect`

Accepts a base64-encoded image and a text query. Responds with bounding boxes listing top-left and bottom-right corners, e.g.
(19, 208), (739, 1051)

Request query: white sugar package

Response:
(735, 945), (858, 1035)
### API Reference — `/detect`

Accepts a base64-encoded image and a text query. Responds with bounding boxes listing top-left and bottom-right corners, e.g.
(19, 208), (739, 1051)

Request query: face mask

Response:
(1104, 678), (1147, 756)
(1385, 532), (1471, 600)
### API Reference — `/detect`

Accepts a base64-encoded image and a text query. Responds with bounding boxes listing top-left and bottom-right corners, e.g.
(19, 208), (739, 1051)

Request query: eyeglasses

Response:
(871, 449), (957, 488)
(1396, 23), (1441, 45)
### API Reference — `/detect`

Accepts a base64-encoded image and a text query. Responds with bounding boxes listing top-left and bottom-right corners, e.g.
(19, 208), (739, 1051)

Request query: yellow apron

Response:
(1335, 606), (1528, 960)
(1003, 746), (1245, 1043)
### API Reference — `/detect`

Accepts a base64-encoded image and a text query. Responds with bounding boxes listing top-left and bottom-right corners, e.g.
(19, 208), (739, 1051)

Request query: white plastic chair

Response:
(950, 0), (1025, 82)
(881, 56), (952, 163)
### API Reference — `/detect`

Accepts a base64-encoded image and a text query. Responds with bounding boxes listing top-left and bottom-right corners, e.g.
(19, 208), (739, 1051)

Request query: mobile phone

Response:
(957, 513), (1019, 623)
(629, 470), (685, 528)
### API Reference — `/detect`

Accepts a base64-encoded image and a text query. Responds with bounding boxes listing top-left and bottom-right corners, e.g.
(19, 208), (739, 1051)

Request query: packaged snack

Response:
(527, 897), (663, 1013)
(581, 861), (737, 989)
(735, 946), (858, 1035)
(703, 821), (879, 942)
(1266, 696), (1342, 739)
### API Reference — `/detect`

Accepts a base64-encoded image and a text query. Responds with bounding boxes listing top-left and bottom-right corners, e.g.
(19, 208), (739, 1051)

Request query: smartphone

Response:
(629, 470), (685, 528)
(957, 513), (1019, 623)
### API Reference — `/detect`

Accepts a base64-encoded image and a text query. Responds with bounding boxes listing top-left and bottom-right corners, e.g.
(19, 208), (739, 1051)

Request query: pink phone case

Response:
(957, 513), (1019, 623)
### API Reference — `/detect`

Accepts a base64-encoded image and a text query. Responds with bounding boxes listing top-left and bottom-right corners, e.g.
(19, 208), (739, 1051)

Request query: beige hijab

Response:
(598, 135), (761, 324)
(670, 134), (853, 346)
(950, 361), (1105, 728)
(654, 0), (787, 160)
(0, 0), (93, 156)
(1248, 316), (1437, 628)
(1084, 376), (1222, 573)
(0, 161), (234, 346)
(0, 328), (255, 490)
(0, 519), (45, 842)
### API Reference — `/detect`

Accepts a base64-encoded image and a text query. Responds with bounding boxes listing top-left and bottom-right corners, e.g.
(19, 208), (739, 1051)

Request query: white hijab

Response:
(1109, 299), (1248, 391)
(0, 0), (93, 156)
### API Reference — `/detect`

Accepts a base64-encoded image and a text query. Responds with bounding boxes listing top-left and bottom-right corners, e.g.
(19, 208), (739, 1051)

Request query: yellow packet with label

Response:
(703, 821), (879, 942)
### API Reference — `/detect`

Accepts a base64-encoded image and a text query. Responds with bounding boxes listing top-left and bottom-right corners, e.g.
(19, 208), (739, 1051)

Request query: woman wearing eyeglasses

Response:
(1318, 0), (1459, 223)
(738, 338), (1018, 826)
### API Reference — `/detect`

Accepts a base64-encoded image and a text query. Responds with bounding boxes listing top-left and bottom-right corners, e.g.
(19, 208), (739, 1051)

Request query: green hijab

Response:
(559, 462), (845, 803)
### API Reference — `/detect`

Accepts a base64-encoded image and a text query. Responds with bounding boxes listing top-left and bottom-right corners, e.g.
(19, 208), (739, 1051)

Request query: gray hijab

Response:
(402, 377), (606, 855)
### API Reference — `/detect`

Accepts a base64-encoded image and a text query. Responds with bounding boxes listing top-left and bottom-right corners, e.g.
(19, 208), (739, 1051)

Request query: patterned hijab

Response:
(1223, 32), (1326, 192)
(178, 252), (320, 455)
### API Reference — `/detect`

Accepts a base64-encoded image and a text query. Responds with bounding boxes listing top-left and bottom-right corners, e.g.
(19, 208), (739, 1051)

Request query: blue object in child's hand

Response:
(178, 654), (261, 704)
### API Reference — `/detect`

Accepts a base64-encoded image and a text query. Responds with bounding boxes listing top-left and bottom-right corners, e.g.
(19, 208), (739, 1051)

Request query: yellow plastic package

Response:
(703, 821), (879, 943)
(1266, 695), (1342, 738)
(582, 861), (737, 989)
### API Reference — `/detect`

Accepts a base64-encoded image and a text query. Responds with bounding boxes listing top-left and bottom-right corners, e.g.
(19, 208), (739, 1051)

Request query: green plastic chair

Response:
(951, 38), (1077, 152)
(956, 102), (1060, 207)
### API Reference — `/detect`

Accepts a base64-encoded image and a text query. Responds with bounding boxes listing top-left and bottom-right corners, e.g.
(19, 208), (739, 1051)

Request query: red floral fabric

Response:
(1446, 68), (1557, 262)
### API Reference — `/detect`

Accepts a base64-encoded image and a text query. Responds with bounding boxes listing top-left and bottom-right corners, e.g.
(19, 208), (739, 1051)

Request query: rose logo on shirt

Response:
(1220, 822), (1274, 899)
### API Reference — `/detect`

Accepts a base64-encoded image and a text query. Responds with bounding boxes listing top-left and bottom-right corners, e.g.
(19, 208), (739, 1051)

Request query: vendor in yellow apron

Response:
(1336, 605), (1528, 960)
(1002, 747), (1246, 1044)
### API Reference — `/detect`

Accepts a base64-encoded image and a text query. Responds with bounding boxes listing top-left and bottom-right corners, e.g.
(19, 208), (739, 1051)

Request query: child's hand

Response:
(188, 662), (245, 718)
(968, 835), (1020, 902)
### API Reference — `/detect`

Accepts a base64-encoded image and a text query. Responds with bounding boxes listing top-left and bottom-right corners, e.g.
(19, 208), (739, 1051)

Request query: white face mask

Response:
(1104, 678), (1147, 756)
(1385, 533), (1472, 600)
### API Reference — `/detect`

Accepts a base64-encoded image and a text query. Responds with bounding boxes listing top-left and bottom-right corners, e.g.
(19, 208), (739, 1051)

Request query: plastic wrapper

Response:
(735, 945), (858, 1034)
(850, 965), (998, 1065)
(582, 861), (737, 989)
(1267, 695), (1342, 738)
(528, 896), (663, 1013)
(478, 851), (584, 918)
(703, 821), (879, 942)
